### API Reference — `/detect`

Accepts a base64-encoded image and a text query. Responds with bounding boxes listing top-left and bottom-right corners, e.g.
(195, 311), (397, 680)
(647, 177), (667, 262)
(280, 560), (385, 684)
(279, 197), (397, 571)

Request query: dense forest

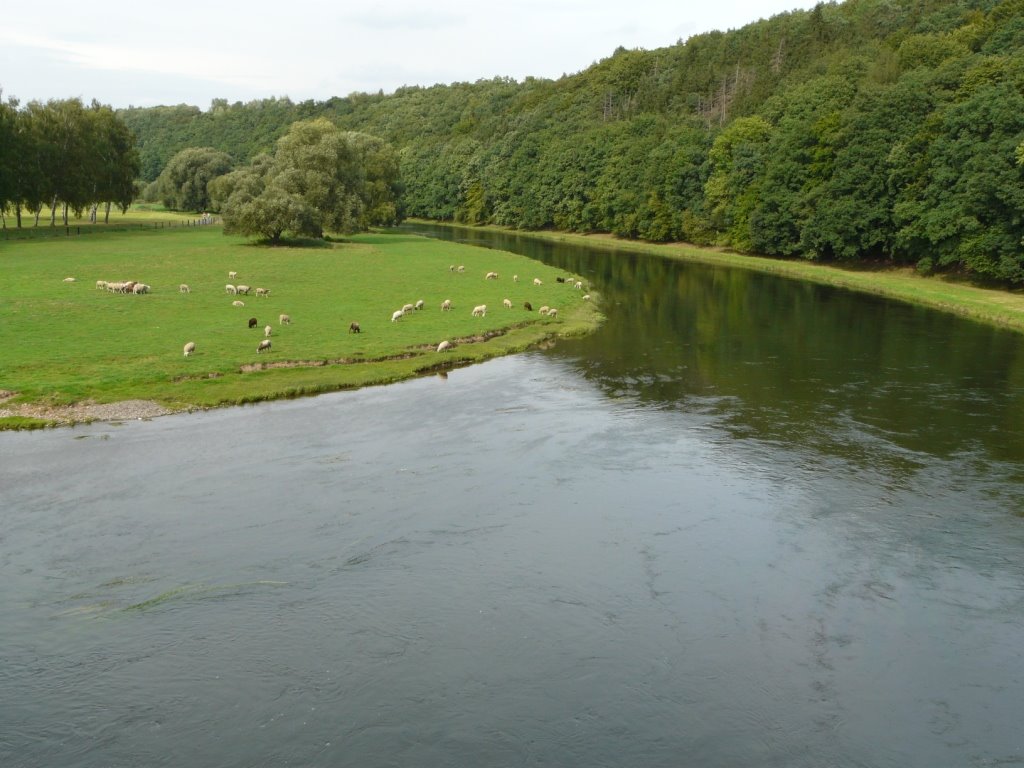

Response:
(84, 0), (1024, 282)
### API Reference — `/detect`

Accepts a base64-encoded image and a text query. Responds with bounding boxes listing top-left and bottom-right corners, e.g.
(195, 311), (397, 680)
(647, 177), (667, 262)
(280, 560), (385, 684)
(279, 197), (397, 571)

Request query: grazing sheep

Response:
(183, 341), (196, 357)
(583, 294), (591, 300)
(485, 271), (499, 280)
(248, 317), (258, 329)
(391, 310), (404, 323)
(229, 271), (238, 279)
(279, 313), (291, 325)
(513, 274), (519, 282)
(400, 303), (413, 314)
(132, 283), (150, 294)
(472, 304), (487, 317)
(255, 287), (270, 298)
(456, 265), (465, 273)
(349, 321), (361, 333)
(96, 280), (107, 290)
(437, 340), (452, 353)
(264, 325), (273, 338)
(63, 277), (76, 282)
(257, 339), (272, 354)
(547, 308), (558, 318)
(236, 284), (251, 295)
(441, 299), (452, 311)
(225, 284), (236, 294)
(233, 300), (245, 307)
(539, 305), (550, 315)
(415, 299), (425, 310)
(503, 298), (512, 309)
(179, 283), (190, 294)
(533, 278), (543, 286)
(574, 281), (583, 289)
(524, 301), (533, 311)
(449, 264), (456, 272)
(122, 281), (137, 294)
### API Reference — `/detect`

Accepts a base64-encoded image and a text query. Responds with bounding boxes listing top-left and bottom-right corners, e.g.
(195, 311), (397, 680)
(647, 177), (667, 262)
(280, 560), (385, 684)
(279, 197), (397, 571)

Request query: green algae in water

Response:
(125, 581), (290, 612)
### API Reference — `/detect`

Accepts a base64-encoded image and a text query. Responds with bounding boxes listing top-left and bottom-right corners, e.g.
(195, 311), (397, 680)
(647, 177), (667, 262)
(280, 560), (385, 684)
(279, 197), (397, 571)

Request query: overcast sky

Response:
(1, 1), (819, 110)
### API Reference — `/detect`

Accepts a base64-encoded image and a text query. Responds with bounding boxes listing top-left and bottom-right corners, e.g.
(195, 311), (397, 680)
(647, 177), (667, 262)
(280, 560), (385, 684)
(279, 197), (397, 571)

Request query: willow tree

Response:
(155, 147), (232, 212)
(212, 118), (401, 243)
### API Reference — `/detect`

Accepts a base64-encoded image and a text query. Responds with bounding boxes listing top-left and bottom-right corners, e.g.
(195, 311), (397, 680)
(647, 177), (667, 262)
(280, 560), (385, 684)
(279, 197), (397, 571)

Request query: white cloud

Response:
(0, 1), (820, 108)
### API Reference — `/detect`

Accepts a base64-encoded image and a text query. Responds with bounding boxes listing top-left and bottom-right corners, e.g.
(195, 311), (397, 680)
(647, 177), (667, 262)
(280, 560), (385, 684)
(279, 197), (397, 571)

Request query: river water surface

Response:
(3, 228), (1024, 767)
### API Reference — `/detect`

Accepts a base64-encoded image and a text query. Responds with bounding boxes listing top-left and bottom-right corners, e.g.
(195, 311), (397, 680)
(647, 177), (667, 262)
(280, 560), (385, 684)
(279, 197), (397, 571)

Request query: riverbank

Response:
(416, 222), (1024, 334)
(0, 227), (601, 429)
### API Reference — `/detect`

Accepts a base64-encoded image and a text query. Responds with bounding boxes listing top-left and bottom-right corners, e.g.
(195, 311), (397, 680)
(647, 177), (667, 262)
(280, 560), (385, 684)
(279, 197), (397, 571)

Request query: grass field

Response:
(0, 220), (599, 427)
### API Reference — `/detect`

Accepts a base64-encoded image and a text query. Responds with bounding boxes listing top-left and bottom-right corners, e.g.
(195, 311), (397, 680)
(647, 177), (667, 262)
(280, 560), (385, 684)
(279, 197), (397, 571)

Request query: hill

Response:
(118, 0), (1024, 282)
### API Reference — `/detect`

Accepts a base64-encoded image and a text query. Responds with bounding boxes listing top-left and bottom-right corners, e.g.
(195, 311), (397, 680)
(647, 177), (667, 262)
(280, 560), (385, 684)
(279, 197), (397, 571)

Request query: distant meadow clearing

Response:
(0, 221), (599, 427)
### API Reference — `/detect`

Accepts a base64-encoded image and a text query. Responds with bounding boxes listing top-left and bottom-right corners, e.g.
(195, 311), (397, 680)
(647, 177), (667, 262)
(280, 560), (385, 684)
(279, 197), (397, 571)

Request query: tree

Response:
(85, 102), (140, 222)
(155, 147), (233, 212)
(702, 116), (773, 250)
(0, 94), (18, 226)
(216, 118), (402, 242)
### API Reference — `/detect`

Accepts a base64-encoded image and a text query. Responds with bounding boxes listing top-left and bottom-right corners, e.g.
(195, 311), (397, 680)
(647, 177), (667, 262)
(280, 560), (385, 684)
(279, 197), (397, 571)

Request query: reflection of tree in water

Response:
(404, 224), (1024, 474)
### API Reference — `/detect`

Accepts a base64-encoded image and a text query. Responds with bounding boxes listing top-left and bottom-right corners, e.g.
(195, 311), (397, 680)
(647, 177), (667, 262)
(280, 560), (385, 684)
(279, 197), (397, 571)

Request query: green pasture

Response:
(0, 224), (599, 422)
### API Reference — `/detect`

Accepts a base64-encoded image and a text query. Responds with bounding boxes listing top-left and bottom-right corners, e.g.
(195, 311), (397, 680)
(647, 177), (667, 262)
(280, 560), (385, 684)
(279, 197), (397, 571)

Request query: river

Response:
(2, 226), (1023, 767)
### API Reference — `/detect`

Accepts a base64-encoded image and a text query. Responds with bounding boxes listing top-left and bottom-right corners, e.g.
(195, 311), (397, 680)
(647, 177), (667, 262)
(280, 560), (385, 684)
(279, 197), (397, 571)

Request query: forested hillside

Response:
(119, 0), (1024, 282)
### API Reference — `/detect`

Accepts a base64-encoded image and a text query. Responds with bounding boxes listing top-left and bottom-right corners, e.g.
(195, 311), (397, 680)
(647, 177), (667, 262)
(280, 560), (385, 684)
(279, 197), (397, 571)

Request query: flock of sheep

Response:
(78, 271), (287, 359)
(94, 279), (152, 295)
(384, 266), (587, 355)
(68, 260), (589, 364)
(182, 271), (290, 357)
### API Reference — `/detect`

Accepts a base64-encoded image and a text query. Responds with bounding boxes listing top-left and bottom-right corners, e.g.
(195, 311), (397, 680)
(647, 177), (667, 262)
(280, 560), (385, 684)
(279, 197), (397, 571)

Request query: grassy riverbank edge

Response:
(0, 308), (601, 431)
(415, 221), (1024, 334)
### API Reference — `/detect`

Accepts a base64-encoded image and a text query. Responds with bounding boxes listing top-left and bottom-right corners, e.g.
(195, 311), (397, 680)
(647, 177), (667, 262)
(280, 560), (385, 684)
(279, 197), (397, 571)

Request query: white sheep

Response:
(179, 283), (190, 294)
(225, 284), (236, 294)
(574, 281), (583, 289)
(583, 294), (591, 301)
(236, 284), (251, 295)
(456, 265), (465, 273)
(533, 278), (543, 286)
(513, 274), (519, 282)
(279, 313), (291, 325)
(472, 304), (487, 317)
(538, 305), (550, 315)
(233, 300), (245, 307)
(547, 308), (558, 318)
(437, 340), (452, 353)
(183, 341), (196, 357)
(132, 283), (150, 294)
(402, 303), (415, 314)
(255, 287), (270, 298)
(503, 298), (512, 309)
(96, 280), (107, 290)
(229, 271), (238, 279)
(415, 299), (425, 310)
(264, 325), (272, 338)
(391, 309), (404, 322)
(441, 299), (452, 311)
(485, 271), (499, 280)
(257, 339), (272, 354)
(63, 277), (76, 282)
(449, 264), (456, 272)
